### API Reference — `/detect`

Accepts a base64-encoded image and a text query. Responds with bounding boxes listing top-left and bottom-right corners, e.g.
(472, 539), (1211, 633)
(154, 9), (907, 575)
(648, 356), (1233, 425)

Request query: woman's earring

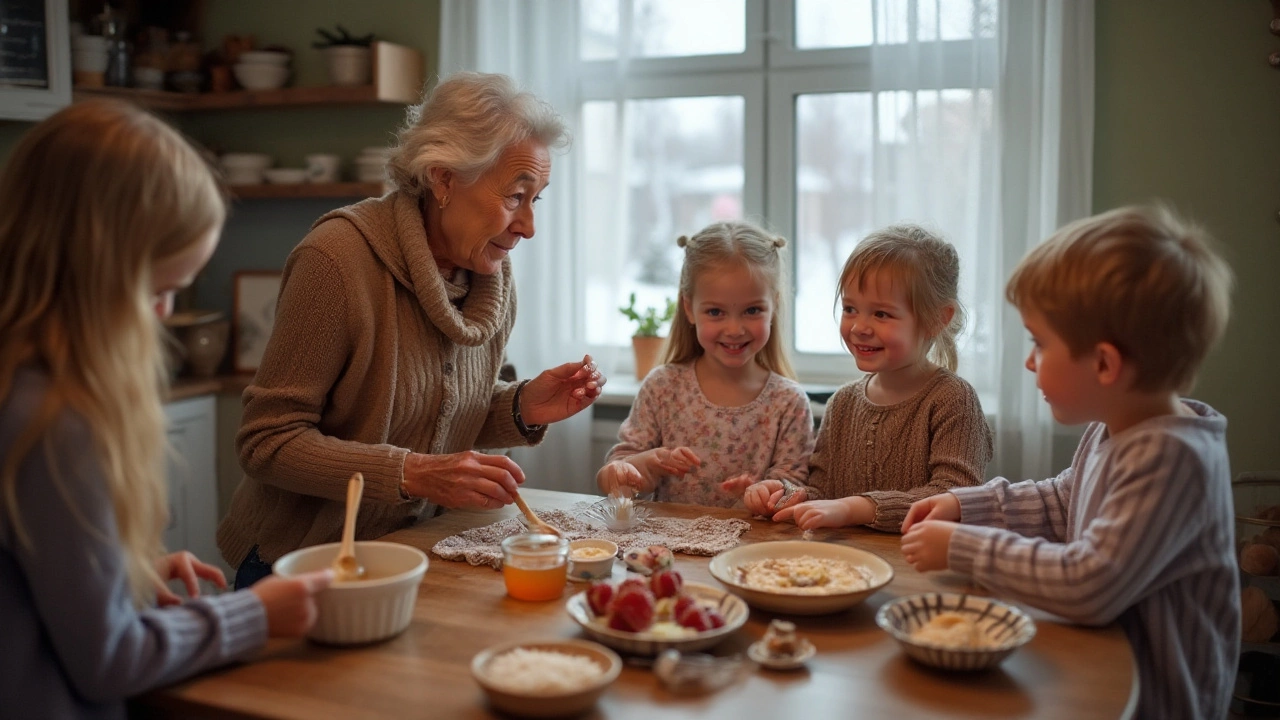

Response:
(438, 195), (449, 210)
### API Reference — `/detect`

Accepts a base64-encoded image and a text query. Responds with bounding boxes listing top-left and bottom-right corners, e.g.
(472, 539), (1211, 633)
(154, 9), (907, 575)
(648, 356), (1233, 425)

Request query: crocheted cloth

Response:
(432, 502), (752, 570)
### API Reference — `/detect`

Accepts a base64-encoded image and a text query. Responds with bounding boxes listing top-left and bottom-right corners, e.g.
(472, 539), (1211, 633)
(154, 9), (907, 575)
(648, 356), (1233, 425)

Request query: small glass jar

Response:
(501, 533), (569, 601)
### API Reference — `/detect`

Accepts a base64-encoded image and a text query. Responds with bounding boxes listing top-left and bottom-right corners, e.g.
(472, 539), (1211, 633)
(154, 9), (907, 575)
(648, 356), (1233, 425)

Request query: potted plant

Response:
(619, 293), (676, 380)
(313, 25), (375, 86)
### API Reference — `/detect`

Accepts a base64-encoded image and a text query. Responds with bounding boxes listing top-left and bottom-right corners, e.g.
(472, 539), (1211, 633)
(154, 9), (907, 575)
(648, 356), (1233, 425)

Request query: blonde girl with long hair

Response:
(597, 220), (814, 508)
(0, 100), (330, 719)
(755, 224), (993, 532)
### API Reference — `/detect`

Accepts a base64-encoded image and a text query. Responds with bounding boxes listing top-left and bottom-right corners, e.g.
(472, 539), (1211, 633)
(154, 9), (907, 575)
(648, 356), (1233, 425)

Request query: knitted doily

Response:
(432, 502), (752, 570)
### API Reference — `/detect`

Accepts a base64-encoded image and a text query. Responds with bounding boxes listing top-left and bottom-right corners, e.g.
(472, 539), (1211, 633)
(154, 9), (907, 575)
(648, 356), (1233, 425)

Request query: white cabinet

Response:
(163, 395), (227, 576)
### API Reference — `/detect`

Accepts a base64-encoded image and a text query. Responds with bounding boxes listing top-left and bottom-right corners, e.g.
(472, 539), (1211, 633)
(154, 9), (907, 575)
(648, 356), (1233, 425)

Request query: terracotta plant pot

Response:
(631, 335), (665, 381)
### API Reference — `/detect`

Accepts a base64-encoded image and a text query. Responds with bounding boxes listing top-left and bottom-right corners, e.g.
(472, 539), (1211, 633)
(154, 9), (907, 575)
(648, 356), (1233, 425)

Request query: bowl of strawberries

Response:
(566, 569), (749, 656)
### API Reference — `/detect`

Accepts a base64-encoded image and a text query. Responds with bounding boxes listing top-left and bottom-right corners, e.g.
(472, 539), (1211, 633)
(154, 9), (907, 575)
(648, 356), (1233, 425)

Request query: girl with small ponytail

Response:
(597, 220), (814, 508)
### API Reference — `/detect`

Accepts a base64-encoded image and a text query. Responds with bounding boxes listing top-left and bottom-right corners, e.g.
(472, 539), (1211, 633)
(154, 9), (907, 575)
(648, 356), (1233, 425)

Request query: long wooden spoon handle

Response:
(511, 489), (559, 535)
(341, 472), (364, 551)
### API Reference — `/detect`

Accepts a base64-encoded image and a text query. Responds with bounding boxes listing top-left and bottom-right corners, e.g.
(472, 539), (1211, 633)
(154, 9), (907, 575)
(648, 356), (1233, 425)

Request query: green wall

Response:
(1094, 0), (1280, 477)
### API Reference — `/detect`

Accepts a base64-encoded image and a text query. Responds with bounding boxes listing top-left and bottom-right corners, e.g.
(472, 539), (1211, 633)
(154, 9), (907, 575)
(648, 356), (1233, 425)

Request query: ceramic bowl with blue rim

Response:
(875, 592), (1037, 671)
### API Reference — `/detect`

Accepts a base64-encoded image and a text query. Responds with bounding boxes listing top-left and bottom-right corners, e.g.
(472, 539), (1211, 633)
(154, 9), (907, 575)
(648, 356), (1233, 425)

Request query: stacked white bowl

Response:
(355, 146), (394, 183)
(233, 50), (291, 91)
(220, 153), (273, 186)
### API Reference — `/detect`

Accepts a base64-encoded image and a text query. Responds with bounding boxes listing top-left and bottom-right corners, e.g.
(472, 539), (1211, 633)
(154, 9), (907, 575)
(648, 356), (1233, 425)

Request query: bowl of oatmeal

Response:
(708, 540), (893, 615)
(875, 592), (1037, 671)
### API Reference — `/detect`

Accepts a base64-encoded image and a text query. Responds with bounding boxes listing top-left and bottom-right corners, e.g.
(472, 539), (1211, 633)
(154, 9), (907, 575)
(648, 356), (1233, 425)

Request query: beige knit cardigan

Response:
(217, 191), (544, 566)
(803, 368), (992, 533)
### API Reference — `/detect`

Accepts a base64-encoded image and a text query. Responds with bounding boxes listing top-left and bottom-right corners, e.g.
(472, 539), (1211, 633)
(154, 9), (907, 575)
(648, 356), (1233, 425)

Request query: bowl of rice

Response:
(875, 592), (1037, 671)
(708, 540), (894, 615)
(471, 639), (621, 718)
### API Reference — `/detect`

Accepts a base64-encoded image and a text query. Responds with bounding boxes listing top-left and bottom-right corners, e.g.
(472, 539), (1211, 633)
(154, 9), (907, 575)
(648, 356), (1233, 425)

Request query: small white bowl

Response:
(262, 168), (309, 184)
(875, 592), (1037, 671)
(239, 50), (291, 67)
(273, 541), (427, 645)
(219, 152), (272, 171)
(567, 539), (618, 582)
(471, 639), (621, 718)
(233, 62), (289, 90)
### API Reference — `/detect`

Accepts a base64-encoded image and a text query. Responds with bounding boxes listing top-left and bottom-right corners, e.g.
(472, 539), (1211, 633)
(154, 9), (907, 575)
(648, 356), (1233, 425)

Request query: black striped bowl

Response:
(875, 593), (1036, 671)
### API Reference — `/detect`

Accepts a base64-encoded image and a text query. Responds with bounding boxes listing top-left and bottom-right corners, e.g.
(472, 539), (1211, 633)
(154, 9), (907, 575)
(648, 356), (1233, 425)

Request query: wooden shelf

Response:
(229, 182), (388, 199)
(72, 41), (425, 112)
(74, 84), (410, 112)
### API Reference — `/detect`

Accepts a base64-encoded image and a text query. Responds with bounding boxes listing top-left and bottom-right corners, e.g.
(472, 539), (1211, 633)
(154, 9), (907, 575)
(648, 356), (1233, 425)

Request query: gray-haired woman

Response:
(218, 72), (604, 589)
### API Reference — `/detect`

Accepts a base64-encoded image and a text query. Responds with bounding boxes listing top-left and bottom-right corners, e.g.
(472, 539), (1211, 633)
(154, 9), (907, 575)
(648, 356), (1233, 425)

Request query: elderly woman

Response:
(218, 72), (603, 588)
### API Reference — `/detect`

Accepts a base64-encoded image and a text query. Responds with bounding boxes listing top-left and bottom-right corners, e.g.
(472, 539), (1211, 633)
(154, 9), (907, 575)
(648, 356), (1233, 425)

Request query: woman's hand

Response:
(403, 451), (525, 510)
(154, 551), (228, 607)
(519, 355), (605, 426)
(901, 521), (958, 572)
(250, 570), (333, 637)
(900, 493), (961, 534)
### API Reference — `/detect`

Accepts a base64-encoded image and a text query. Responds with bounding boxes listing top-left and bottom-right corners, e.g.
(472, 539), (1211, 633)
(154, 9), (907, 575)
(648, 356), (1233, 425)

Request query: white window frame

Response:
(573, 0), (995, 385)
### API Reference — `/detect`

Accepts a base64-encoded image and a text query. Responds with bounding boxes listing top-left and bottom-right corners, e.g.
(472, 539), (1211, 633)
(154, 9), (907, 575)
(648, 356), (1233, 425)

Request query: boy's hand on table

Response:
(901, 520), (958, 572)
(901, 492), (961, 533)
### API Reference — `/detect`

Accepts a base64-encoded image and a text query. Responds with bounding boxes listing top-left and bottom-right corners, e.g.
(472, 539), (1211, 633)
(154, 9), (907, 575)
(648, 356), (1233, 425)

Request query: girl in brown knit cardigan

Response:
(745, 225), (993, 533)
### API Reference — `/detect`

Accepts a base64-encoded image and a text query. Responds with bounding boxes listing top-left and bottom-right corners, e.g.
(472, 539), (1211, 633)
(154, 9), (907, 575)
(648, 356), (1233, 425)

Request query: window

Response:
(576, 0), (998, 390)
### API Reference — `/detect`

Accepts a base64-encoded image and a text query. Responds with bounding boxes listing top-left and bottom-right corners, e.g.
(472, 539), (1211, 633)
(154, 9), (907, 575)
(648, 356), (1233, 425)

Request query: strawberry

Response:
(650, 569), (683, 599)
(672, 593), (698, 619)
(586, 582), (614, 617)
(616, 578), (648, 597)
(611, 587), (656, 631)
(675, 604), (712, 632)
(706, 609), (726, 629)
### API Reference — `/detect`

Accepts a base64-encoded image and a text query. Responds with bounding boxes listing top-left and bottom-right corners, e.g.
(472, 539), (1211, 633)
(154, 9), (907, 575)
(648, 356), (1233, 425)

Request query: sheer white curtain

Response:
(438, 0), (597, 492)
(859, 0), (1092, 482)
(991, 0), (1093, 481)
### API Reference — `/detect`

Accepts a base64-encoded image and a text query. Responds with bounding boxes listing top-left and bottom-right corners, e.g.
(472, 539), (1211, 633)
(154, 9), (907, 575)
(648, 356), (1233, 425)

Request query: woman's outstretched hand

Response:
(403, 450), (525, 510)
(520, 355), (606, 426)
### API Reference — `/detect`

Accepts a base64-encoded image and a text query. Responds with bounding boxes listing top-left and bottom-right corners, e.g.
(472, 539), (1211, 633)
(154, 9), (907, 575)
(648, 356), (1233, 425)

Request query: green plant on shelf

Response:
(619, 293), (676, 338)
(313, 25), (375, 49)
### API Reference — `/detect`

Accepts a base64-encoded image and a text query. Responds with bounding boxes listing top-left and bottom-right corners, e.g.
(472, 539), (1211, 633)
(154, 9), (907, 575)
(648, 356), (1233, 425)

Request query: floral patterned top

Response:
(605, 362), (815, 508)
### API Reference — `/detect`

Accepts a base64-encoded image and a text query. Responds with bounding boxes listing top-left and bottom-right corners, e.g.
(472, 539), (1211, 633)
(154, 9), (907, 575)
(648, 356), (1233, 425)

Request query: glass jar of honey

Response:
(501, 533), (569, 601)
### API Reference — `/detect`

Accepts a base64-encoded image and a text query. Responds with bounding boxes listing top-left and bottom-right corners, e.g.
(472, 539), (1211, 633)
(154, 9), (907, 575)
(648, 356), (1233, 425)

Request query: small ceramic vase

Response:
(185, 320), (229, 377)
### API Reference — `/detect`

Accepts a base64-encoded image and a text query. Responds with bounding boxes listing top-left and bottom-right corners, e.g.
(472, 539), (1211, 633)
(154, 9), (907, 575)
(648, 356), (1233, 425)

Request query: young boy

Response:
(900, 204), (1237, 720)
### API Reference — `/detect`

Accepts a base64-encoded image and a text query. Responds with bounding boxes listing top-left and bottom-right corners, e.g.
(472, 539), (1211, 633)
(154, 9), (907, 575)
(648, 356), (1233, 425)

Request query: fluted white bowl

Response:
(273, 541), (427, 645)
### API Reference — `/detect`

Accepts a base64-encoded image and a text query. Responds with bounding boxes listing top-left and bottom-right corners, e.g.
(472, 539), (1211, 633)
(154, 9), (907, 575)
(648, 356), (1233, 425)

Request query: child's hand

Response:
(775, 498), (859, 529)
(900, 520), (958, 572)
(741, 479), (807, 517)
(719, 472), (755, 495)
(598, 460), (651, 495)
(650, 446), (701, 476)
(901, 492), (961, 533)
(250, 570), (333, 637)
(155, 551), (228, 607)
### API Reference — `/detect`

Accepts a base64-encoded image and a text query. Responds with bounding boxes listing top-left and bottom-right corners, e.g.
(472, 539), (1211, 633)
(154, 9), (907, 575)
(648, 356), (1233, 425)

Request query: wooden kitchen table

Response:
(132, 489), (1138, 719)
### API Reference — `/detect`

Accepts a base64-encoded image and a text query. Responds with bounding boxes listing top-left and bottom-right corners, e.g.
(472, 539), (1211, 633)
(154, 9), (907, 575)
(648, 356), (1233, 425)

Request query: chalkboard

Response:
(0, 0), (49, 88)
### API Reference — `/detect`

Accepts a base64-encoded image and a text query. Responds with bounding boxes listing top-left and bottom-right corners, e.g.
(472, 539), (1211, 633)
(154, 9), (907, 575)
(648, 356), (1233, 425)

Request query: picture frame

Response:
(233, 271), (283, 374)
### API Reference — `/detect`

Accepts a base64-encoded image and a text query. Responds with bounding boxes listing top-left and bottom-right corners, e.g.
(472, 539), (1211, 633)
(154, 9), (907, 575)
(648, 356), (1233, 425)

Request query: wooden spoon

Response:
(332, 472), (367, 582)
(511, 488), (563, 537)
